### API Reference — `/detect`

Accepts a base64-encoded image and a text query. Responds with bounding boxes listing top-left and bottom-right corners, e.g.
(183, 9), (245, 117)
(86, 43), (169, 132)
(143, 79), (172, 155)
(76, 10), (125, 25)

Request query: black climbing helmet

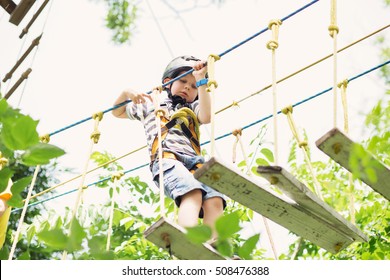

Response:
(162, 55), (201, 83)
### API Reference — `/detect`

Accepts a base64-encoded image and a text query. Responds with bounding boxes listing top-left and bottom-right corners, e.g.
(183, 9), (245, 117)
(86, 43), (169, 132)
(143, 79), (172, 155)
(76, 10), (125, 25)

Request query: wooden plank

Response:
(257, 165), (367, 242)
(316, 128), (390, 201)
(0, 0), (16, 14)
(144, 217), (227, 260)
(9, 0), (36, 26)
(194, 157), (367, 254)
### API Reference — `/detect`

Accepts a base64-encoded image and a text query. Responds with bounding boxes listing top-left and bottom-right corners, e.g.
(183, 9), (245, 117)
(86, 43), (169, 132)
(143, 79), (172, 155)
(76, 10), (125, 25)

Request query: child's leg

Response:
(178, 189), (203, 228)
(202, 197), (224, 238)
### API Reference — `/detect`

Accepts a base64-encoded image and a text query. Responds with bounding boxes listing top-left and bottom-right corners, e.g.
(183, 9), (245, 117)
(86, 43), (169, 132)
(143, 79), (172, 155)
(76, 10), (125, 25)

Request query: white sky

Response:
(1, 0), (389, 257)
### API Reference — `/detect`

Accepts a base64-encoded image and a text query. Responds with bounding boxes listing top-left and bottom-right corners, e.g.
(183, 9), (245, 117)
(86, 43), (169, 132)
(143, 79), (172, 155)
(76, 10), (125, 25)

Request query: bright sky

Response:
(1, 0), (389, 256)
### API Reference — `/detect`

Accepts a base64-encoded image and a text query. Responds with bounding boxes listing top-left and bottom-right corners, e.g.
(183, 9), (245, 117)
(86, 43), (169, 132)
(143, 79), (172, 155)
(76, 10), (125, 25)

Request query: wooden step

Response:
(194, 157), (367, 253)
(9, 0), (36, 26)
(316, 128), (390, 201)
(144, 217), (227, 260)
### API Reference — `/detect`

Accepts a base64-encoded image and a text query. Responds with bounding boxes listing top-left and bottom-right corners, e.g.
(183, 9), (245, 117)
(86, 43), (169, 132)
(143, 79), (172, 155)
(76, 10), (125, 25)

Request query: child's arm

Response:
(193, 61), (211, 124)
(112, 88), (153, 119)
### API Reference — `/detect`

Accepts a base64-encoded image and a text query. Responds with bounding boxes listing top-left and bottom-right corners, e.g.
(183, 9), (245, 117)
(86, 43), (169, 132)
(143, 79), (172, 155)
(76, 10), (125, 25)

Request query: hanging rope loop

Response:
(39, 134), (50, 143)
(281, 105), (293, 115)
(267, 19), (282, 50)
(90, 111), (104, 144)
(110, 171), (124, 182)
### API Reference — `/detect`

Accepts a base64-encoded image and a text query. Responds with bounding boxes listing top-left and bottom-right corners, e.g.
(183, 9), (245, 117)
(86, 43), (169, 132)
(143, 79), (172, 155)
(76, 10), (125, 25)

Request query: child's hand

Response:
(192, 60), (207, 80)
(124, 89), (153, 104)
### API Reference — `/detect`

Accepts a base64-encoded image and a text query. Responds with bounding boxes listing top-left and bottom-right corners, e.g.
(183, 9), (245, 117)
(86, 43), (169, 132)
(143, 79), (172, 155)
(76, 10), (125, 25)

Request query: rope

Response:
(151, 87), (167, 218)
(267, 19), (282, 165)
(28, 145), (147, 200)
(106, 171), (124, 251)
(281, 106), (323, 200)
(206, 54), (220, 157)
(338, 79), (355, 224)
(215, 24), (390, 115)
(329, 0), (339, 127)
(61, 111), (103, 260)
(48, 0), (320, 137)
(10, 60), (390, 213)
(231, 128), (278, 259)
(8, 165), (41, 260)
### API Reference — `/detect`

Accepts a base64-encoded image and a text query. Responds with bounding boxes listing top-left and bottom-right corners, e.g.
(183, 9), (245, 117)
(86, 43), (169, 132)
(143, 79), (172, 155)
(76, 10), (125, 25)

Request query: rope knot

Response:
(208, 54), (221, 61)
(232, 128), (242, 137)
(40, 134), (50, 143)
(328, 24), (339, 37)
(206, 79), (218, 92)
(337, 79), (349, 89)
(154, 85), (163, 92)
(90, 130), (101, 144)
(267, 19), (282, 50)
(298, 141), (308, 148)
(155, 108), (167, 118)
(266, 40), (279, 50)
(111, 171), (124, 182)
(281, 105), (293, 115)
(92, 112), (104, 121)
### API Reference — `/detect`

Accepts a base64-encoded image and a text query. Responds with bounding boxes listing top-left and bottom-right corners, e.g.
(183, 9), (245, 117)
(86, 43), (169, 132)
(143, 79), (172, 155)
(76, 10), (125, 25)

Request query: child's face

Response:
(166, 72), (198, 103)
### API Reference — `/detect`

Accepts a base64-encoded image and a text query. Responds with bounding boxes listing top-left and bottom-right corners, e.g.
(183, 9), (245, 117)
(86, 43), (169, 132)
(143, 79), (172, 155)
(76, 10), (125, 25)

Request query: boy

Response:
(112, 55), (226, 237)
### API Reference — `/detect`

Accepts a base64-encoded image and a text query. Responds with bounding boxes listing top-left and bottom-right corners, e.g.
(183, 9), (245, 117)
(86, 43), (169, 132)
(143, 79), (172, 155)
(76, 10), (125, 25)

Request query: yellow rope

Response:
(9, 165), (41, 260)
(170, 107), (200, 137)
(106, 171), (124, 251)
(282, 106), (323, 200)
(216, 24), (389, 116)
(152, 87), (167, 218)
(338, 79), (355, 224)
(207, 54), (220, 157)
(329, 0), (339, 128)
(267, 19), (282, 165)
(62, 111), (104, 260)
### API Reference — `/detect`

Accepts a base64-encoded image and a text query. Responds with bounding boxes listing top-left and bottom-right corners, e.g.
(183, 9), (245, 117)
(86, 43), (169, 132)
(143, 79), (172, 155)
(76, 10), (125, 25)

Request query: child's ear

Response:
(163, 78), (171, 88)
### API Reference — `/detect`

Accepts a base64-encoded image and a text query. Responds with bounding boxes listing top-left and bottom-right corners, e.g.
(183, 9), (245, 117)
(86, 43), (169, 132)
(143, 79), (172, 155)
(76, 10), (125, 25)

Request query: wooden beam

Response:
(316, 128), (390, 201)
(194, 157), (367, 254)
(19, 0), (50, 39)
(9, 0), (36, 26)
(144, 217), (227, 260)
(0, 0), (16, 14)
(4, 68), (32, 99)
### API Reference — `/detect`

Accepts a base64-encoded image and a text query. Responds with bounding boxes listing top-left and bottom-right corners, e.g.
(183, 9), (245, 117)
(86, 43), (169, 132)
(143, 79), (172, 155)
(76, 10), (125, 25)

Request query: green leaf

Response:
(238, 234), (260, 260)
(37, 229), (68, 250)
(0, 168), (13, 193)
(21, 143), (65, 166)
(260, 148), (274, 163)
(186, 225), (212, 244)
(215, 211), (241, 240)
(67, 219), (87, 252)
(256, 158), (269, 166)
(11, 176), (32, 194)
(216, 239), (233, 257)
(1, 115), (39, 150)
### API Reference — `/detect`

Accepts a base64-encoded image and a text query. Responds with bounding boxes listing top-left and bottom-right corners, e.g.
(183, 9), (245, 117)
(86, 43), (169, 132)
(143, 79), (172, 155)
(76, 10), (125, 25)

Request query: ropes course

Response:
(2, 0), (390, 260)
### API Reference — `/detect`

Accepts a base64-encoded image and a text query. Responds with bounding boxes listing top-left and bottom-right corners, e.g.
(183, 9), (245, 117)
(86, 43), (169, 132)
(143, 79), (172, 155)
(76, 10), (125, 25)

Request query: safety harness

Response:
(150, 107), (202, 173)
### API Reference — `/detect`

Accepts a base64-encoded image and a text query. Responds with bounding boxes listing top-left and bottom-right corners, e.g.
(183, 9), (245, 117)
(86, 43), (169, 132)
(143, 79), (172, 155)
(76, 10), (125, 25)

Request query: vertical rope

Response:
(338, 79), (355, 224)
(329, 0), (339, 127)
(282, 106), (323, 200)
(62, 111), (103, 260)
(231, 129), (278, 259)
(106, 172), (124, 251)
(206, 54), (220, 158)
(267, 19), (282, 165)
(152, 87), (167, 218)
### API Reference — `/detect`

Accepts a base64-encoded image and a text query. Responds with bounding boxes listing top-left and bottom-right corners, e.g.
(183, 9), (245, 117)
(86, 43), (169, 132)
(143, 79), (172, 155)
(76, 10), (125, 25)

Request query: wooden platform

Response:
(194, 157), (367, 254)
(316, 128), (390, 201)
(0, 0), (36, 25)
(144, 217), (227, 260)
